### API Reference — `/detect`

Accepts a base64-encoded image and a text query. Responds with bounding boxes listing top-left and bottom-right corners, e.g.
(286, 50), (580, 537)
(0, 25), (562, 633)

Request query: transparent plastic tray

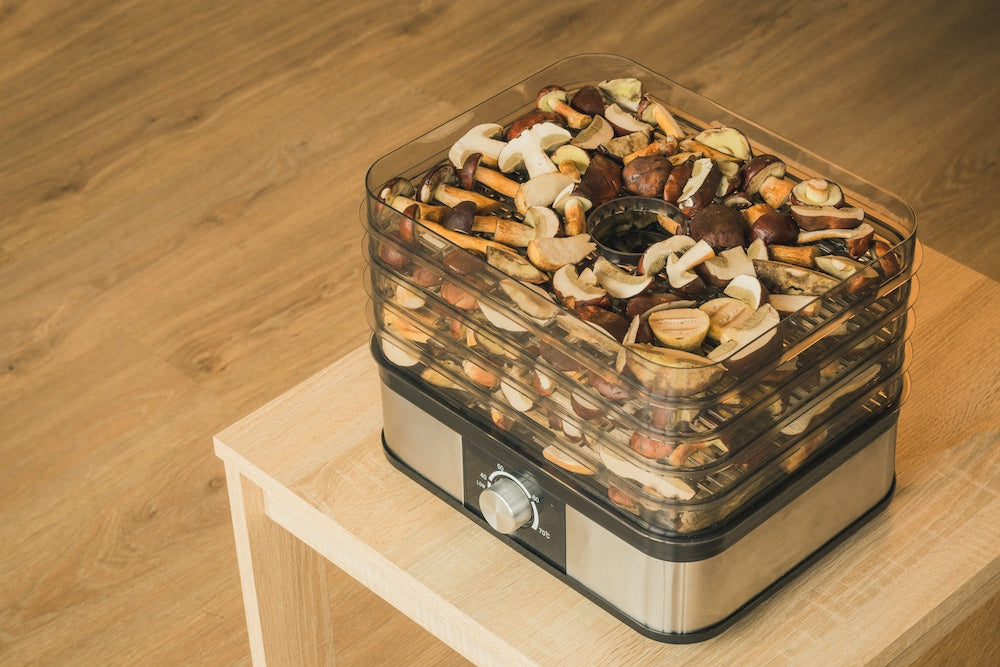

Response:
(372, 326), (910, 534)
(365, 220), (917, 448)
(366, 240), (913, 469)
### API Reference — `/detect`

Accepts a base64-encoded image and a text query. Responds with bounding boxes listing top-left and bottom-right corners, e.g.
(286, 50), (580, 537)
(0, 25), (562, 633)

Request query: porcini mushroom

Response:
(552, 184), (592, 236)
(597, 78), (643, 112)
(459, 153), (520, 199)
(693, 126), (752, 162)
(603, 103), (653, 137)
(637, 95), (686, 139)
(497, 122), (571, 178)
(418, 163), (503, 213)
(536, 85), (592, 129)
(448, 123), (507, 169)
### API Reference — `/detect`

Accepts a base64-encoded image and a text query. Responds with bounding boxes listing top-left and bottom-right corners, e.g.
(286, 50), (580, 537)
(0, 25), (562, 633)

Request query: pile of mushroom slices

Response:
(376, 77), (902, 396)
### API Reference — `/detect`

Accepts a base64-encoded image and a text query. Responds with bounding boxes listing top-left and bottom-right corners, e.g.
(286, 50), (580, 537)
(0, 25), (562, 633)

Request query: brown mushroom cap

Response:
(578, 153), (622, 205)
(688, 204), (748, 250)
(569, 84), (606, 115)
(741, 154), (786, 196)
(442, 200), (476, 234)
(750, 210), (799, 245)
(621, 155), (672, 197)
(505, 109), (564, 140)
(418, 163), (458, 203)
(663, 157), (694, 204)
(458, 153), (483, 190)
(378, 176), (415, 202)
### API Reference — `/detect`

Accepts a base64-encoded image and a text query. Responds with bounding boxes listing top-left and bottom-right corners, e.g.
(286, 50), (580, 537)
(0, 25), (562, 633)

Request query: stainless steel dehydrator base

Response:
(379, 373), (897, 641)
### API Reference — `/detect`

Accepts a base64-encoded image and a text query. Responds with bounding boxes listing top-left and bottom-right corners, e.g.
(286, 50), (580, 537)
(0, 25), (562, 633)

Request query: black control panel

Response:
(462, 435), (567, 570)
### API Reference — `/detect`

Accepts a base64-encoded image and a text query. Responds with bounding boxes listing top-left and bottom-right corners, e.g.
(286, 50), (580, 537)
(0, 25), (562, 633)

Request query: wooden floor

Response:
(1, 1), (997, 664)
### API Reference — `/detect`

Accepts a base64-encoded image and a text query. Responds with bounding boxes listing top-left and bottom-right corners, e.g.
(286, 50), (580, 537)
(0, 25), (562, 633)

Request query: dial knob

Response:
(479, 476), (533, 535)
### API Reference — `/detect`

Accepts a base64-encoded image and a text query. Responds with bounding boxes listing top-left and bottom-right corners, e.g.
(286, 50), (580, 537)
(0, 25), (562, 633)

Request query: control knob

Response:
(478, 476), (534, 535)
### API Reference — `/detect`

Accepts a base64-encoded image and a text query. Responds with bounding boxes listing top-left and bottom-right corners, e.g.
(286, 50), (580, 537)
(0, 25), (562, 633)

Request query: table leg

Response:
(224, 464), (334, 666)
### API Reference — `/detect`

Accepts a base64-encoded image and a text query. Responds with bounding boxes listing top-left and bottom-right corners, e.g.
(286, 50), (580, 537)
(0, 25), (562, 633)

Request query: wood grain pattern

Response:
(1, 0), (997, 664)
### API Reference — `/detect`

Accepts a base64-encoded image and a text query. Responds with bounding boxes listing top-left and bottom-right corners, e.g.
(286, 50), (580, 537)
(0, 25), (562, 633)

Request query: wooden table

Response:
(214, 245), (999, 666)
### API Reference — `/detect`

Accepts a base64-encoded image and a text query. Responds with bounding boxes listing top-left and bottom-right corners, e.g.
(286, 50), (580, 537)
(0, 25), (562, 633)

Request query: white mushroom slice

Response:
(647, 308), (710, 351)
(597, 78), (643, 112)
(380, 336), (421, 367)
(527, 234), (596, 272)
(514, 171), (577, 214)
(500, 379), (535, 412)
(598, 447), (696, 500)
(394, 284), (426, 309)
(486, 245), (548, 284)
(497, 122), (571, 178)
(592, 256), (653, 299)
(552, 264), (607, 305)
(666, 239), (715, 289)
(723, 273), (768, 309)
(626, 343), (724, 397)
(768, 293), (822, 317)
(478, 299), (528, 333)
(781, 365), (881, 436)
(500, 279), (559, 322)
(542, 445), (596, 475)
(676, 157), (714, 209)
(702, 246), (755, 284)
(603, 103), (652, 136)
(448, 123), (506, 169)
(694, 126), (752, 162)
(638, 235), (696, 275)
(522, 205), (561, 239)
(570, 114), (615, 150)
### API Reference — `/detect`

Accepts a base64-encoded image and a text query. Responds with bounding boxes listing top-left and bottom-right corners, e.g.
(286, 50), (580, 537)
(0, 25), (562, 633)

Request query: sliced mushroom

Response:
(676, 158), (720, 216)
(487, 246), (548, 284)
(536, 85), (592, 129)
(448, 123), (507, 169)
(514, 171), (577, 214)
(637, 94), (686, 138)
(459, 153), (520, 198)
(790, 205), (865, 231)
(552, 263), (608, 306)
(638, 234), (696, 275)
(527, 234), (597, 272)
(597, 77), (643, 112)
(625, 343), (724, 397)
(570, 114), (615, 150)
(693, 126), (752, 162)
(603, 103), (653, 136)
(741, 154), (786, 196)
(592, 255), (653, 299)
(418, 163), (503, 213)
(790, 178), (844, 207)
(753, 259), (841, 295)
(497, 122), (571, 179)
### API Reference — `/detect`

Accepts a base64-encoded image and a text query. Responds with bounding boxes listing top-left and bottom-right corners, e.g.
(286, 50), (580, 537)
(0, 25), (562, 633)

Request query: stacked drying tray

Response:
(362, 55), (918, 539)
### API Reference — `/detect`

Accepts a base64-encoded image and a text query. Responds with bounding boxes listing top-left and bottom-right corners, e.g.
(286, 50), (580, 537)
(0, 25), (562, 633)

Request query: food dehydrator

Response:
(360, 54), (918, 642)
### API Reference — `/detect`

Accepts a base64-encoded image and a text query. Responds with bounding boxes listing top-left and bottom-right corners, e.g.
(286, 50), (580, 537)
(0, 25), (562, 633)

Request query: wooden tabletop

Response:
(215, 244), (999, 665)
